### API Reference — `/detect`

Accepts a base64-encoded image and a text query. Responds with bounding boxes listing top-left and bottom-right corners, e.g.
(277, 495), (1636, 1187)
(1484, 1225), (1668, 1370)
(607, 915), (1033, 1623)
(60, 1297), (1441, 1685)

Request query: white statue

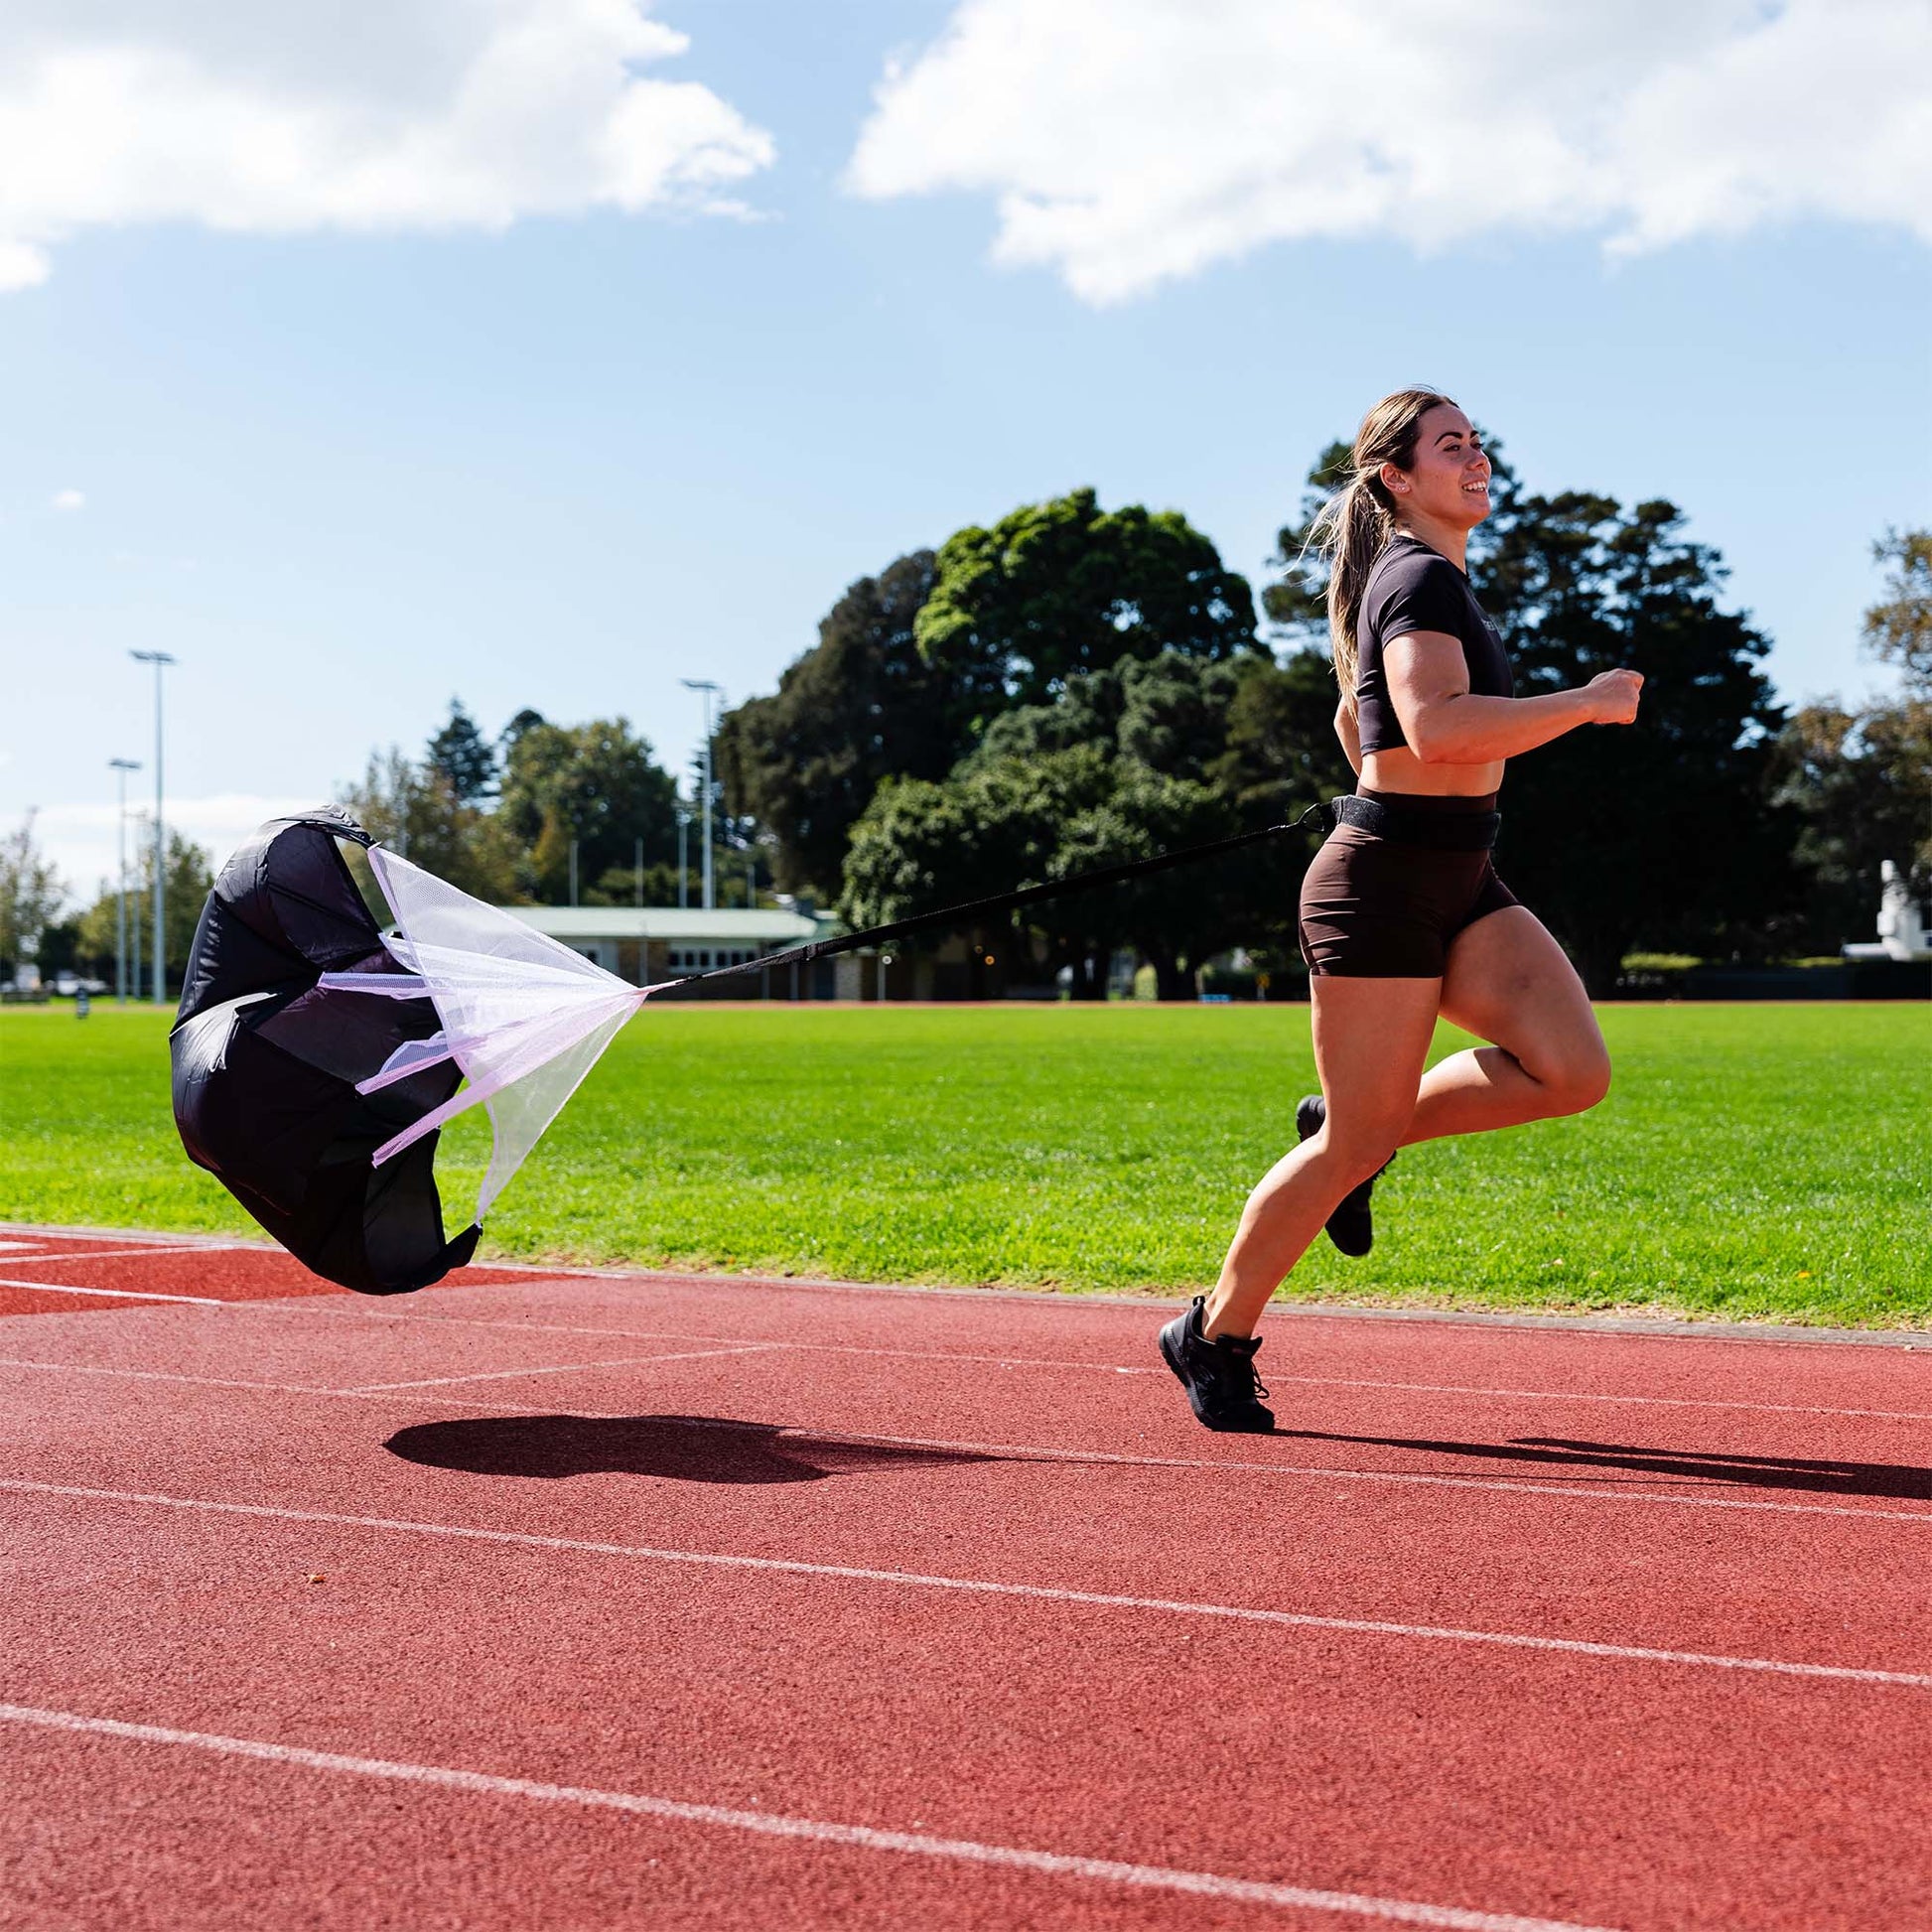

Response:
(1844, 859), (1932, 963)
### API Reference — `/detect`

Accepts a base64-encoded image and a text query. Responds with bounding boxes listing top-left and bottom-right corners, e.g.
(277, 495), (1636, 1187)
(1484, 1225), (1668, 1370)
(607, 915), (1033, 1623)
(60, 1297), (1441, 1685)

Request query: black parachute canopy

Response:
(171, 807), (480, 1295)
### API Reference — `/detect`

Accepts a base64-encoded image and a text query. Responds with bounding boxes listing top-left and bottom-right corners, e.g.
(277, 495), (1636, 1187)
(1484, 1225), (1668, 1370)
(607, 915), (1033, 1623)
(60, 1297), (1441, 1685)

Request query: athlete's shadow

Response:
(385, 1414), (1000, 1486)
(1282, 1430), (1932, 1501)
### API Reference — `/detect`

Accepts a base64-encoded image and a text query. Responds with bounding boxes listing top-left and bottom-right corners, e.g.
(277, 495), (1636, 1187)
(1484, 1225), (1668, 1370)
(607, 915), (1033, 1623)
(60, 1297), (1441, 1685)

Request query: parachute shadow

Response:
(385, 1414), (1005, 1487)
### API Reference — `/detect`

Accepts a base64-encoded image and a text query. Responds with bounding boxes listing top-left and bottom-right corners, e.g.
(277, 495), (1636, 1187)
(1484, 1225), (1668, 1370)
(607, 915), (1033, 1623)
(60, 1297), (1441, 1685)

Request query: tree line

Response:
(8, 464), (1925, 1000)
(21, 704), (735, 992)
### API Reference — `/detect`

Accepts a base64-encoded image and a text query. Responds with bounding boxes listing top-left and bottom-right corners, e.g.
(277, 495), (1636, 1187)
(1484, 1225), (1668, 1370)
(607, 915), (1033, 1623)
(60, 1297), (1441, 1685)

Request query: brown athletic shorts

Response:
(1298, 788), (1519, 979)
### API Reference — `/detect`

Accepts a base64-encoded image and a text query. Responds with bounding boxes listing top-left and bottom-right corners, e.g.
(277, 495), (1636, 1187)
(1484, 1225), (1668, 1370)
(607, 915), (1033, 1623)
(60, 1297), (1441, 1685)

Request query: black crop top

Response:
(1352, 533), (1514, 755)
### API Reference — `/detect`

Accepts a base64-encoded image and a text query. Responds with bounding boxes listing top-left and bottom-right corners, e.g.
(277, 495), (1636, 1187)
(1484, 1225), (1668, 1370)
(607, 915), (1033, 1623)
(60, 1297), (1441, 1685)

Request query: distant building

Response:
(499, 904), (1035, 1001)
(500, 905), (831, 995)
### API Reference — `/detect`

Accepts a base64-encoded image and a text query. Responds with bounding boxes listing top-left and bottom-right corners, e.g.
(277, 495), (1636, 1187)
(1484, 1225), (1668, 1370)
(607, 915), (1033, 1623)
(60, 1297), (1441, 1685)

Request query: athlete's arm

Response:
(1333, 700), (1363, 777)
(1386, 631), (1642, 764)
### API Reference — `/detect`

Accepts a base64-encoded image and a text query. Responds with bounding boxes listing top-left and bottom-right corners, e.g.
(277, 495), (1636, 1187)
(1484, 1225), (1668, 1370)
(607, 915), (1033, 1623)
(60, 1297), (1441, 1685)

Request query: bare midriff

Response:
(1359, 744), (1506, 798)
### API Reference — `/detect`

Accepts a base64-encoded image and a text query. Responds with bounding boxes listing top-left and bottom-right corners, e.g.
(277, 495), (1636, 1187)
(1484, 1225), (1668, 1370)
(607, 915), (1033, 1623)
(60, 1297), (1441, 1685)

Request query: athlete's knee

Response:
(1313, 1116), (1404, 1182)
(1535, 1041), (1611, 1117)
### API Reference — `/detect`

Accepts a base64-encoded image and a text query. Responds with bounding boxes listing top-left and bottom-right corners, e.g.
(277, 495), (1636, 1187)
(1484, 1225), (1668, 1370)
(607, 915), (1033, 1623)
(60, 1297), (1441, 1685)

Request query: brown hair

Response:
(1307, 387), (1458, 705)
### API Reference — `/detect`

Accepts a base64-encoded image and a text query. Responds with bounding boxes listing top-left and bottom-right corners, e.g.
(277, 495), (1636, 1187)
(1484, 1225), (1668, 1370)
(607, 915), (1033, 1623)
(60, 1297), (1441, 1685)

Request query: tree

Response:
(1263, 445), (1795, 993)
(840, 649), (1333, 998)
(0, 813), (68, 985)
(427, 699), (499, 804)
(1482, 495), (1794, 990)
(842, 748), (1118, 992)
(916, 488), (1260, 741)
(338, 749), (521, 903)
(497, 717), (679, 903)
(70, 828), (215, 991)
(1863, 528), (1932, 692)
(716, 551), (948, 897)
(1772, 528), (1932, 946)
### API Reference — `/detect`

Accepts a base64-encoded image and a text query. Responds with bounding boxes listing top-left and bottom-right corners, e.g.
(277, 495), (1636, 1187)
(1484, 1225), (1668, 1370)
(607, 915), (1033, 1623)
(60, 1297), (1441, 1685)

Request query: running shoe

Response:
(1158, 1296), (1275, 1434)
(1296, 1093), (1393, 1259)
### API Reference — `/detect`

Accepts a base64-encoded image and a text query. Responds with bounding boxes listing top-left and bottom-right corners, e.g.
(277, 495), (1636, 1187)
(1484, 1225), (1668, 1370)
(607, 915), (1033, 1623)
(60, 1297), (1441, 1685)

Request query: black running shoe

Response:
(1296, 1093), (1393, 1260)
(1158, 1297), (1275, 1434)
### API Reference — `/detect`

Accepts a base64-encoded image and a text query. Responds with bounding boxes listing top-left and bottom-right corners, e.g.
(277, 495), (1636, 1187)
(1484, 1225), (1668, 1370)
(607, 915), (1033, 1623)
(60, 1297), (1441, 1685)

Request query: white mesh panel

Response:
(364, 846), (644, 1220)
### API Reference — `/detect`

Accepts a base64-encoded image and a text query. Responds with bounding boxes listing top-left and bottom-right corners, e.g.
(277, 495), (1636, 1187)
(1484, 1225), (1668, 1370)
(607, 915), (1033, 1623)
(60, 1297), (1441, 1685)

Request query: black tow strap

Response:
(674, 799), (1335, 991)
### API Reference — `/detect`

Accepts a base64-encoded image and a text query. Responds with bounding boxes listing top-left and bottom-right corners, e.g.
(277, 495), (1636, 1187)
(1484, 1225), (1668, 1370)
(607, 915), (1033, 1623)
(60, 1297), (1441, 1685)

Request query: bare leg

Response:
(1400, 907), (1611, 1148)
(1201, 974), (1440, 1340)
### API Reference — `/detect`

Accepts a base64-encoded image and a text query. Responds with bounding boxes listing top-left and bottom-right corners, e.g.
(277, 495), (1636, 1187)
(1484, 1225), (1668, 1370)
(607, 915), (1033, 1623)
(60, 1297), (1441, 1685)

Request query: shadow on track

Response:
(385, 1414), (1002, 1486)
(1281, 1430), (1932, 1501)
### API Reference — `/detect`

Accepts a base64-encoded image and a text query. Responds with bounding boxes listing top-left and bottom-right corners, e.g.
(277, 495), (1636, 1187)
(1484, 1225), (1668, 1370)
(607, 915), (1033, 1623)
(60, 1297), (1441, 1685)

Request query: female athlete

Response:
(1161, 388), (1643, 1432)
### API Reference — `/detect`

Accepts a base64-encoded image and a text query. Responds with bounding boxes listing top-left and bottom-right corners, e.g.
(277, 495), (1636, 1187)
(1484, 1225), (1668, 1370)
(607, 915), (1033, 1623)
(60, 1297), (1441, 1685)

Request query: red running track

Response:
(1, 1222), (1928, 1930)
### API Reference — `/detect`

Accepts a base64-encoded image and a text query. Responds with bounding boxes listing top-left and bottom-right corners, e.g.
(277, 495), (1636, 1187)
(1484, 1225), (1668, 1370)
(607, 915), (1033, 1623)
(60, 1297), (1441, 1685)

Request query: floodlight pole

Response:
(128, 810), (147, 998)
(675, 806), (690, 909)
(108, 759), (140, 1003)
(681, 678), (721, 911)
(131, 650), (176, 1003)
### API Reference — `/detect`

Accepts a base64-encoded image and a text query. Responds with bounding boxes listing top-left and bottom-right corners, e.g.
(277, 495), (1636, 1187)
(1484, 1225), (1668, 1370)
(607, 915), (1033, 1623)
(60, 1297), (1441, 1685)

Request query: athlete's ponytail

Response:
(1307, 387), (1457, 708)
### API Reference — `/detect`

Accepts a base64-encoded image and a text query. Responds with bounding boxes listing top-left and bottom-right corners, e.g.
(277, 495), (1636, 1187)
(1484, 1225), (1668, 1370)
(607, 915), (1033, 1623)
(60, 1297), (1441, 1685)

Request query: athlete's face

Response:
(1382, 404), (1492, 531)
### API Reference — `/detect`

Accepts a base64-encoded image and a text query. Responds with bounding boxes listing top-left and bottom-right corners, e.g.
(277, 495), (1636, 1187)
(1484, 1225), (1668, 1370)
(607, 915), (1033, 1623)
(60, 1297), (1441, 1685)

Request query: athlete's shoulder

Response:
(1363, 537), (1468, 635)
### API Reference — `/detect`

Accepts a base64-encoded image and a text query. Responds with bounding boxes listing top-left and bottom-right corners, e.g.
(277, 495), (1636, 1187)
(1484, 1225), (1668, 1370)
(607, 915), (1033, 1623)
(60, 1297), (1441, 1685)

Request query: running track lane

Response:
(1, 1230), (1928, 1927)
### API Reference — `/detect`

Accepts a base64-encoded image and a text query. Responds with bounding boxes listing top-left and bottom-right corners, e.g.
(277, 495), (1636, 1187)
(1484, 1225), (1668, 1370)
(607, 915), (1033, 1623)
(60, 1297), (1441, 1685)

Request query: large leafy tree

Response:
(498, 717), (679, 903)
(1485, 496), (1794, 990)
(716, 551), (947, 897)
(841, 650), (1328, 998)
(916, 488), (1259, 740)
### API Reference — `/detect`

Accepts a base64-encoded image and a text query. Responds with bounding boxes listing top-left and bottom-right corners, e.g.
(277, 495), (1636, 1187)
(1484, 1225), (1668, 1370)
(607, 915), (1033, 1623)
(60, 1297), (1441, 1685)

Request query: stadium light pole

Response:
(675, 805), (690, 909)
(108, 758), (140, 1003)
(130, 650), (176, 1003)
(128, 809), (148, 999)
(680, 678), (721, 911)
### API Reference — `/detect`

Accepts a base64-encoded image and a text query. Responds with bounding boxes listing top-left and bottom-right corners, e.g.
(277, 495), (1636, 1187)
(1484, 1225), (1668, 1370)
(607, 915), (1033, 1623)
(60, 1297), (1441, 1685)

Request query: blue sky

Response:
(4, 0), (1927, 899)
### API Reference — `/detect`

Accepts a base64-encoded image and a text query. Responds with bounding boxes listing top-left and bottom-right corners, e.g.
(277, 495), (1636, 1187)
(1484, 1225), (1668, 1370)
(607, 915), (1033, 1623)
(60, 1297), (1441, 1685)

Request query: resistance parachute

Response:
(171, 807), (647, 1295)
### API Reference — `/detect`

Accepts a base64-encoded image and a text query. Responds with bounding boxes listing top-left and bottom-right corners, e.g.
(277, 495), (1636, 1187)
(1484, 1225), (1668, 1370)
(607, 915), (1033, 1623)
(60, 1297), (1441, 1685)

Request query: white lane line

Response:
(0, 1277), (227, 1309)
(308, 1305), (1154, 1378)
(346, 1344), (778, 1394)
(0, 1703), (1620, 1932)
(1, 1353), (1927, 1526)
(286, 1303), (1932, 1420)
(0, 1244), (255, 1266)
(9, 1477), (1931, 1693)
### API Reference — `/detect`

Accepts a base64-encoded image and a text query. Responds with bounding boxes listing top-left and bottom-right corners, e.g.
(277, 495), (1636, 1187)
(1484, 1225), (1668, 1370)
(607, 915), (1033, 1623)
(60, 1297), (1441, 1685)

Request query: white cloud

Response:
(0, 1), (774, 288)
(26, 792), (326, 905)
(846, 0), (1932, 303)
(51, 487), (83, 511)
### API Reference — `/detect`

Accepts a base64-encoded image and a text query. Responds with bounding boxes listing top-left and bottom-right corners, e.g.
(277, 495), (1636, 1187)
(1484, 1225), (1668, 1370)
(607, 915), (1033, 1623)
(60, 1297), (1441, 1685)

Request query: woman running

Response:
(1161, 388), (1643, 1432)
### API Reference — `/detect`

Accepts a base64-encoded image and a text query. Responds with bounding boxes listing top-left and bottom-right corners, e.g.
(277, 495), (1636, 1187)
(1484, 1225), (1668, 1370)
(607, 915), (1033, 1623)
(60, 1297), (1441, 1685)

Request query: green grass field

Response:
(3, 1002), (1927, 1325)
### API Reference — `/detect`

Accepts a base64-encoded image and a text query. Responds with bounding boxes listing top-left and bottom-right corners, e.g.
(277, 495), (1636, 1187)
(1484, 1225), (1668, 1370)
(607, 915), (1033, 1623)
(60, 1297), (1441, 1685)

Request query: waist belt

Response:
(1331, 794), (1500, 852)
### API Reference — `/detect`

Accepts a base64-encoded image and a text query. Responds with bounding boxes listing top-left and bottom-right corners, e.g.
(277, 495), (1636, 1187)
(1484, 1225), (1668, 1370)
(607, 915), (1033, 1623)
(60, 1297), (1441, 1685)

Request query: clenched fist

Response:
(1586, 668), (1644, 725)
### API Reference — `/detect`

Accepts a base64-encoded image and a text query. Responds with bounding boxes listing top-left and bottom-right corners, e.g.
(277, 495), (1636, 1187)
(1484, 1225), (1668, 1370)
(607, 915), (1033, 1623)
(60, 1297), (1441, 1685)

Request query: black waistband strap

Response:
(1332, 794), (1500, 851)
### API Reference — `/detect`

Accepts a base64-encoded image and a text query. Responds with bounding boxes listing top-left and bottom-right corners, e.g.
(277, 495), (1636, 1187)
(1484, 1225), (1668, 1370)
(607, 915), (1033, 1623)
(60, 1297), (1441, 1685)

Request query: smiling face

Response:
(1380, 403), (1491, 532)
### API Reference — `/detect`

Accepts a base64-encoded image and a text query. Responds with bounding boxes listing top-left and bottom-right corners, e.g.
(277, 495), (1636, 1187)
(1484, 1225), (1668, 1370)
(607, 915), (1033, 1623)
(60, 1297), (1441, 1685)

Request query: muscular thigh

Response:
(1438, 905), (1605, 1084)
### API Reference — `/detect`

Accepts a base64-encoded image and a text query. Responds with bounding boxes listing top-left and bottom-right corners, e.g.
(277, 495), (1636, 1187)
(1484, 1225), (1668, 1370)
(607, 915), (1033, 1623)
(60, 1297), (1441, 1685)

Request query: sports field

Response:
(4, 1001), (1926, 1325)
